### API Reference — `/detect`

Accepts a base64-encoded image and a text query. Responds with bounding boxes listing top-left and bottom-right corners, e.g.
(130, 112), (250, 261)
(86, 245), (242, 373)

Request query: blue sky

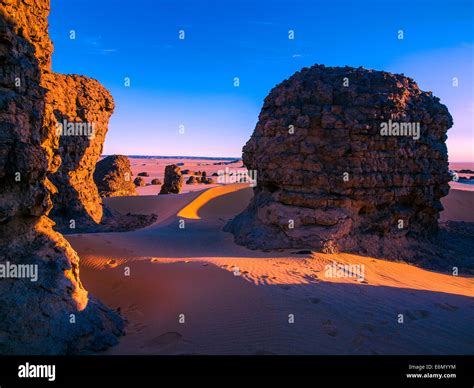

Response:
(49, 0), (473, 160)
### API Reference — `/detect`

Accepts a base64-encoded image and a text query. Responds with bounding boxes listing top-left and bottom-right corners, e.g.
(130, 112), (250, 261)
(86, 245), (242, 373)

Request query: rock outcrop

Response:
(94, 155), (137, 197)
(159, 164), (183, 194)
(47, 74), (114, 231)
(134, 176), (145, 187)
(0, 0), (123, 354)
(186, 176), (199, 185)
(226, 65), (453, 259)
(150, 178), (162, 185)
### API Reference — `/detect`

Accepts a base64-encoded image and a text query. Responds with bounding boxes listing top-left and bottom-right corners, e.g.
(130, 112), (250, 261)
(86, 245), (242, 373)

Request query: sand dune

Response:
(70, 184), (474, 355)
(441, 189), (474, 222)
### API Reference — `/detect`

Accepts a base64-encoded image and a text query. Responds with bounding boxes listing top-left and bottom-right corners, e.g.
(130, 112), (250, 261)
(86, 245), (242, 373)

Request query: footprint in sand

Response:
(322, 320), (338, 337)
(434, 302), (459, 312)
(143, 332), (182, 348)
(104, 259), (118, 268)
(361, 323), (376, 333)
(405, 309), (431, 321)
(111, 280), (124, 291)
(132, 322), (147, 333)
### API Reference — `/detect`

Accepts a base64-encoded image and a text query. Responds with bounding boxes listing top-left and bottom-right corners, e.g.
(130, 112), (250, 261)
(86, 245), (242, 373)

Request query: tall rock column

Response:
(0, 0), (123, 354)
(47, 73), (115, 231)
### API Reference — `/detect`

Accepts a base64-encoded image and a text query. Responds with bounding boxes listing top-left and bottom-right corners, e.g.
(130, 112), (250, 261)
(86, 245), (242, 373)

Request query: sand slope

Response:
(69, 184), (474, 355)
(441, 189), (474, 222)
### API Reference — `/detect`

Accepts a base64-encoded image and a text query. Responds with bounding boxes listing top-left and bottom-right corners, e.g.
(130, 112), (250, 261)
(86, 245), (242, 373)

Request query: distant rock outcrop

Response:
(186, 176), (199, 185)
(134, 176), (145, 187)
(0, 0), (123, 354)
(94, 155), (137, 197)
(151, 178), (162, 185)
(226, 65), (453, 259)
(159, 165), (183, 194)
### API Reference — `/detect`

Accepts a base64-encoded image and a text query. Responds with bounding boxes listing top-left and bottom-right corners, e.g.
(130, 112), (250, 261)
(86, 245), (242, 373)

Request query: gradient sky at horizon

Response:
(49, 0), (473, 161)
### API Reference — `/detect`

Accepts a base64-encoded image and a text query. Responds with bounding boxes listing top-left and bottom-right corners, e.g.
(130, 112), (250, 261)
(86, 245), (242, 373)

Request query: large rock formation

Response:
(94, 155), (137, 197)
(226, 65), (453, 259)
(0, 0), (123, 354)
(159, 164), (183, 194)
(47, 74), (114, 230)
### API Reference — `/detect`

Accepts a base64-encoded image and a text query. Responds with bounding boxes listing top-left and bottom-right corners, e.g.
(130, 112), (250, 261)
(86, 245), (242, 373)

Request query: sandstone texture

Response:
(0, 0), (123, 354)
(47, 74), (114, 230)
(159, 164), (183, 194)
(226, 65), (453, 259)
(94, 155), (137, 197)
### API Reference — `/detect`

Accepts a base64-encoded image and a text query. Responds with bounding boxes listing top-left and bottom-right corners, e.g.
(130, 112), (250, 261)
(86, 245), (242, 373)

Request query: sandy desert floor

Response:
(66, 161), (474, 355)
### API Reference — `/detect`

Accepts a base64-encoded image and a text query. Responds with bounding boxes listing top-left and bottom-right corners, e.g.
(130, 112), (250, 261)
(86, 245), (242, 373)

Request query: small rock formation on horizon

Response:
(134, 176), (145, 187)
(0, 0), (123, 354)
(94, 155), (137, 197)
(226, 65), (453, 259)
(186, 176), (199, 185)
(151, 178), (162, 185)
(159, 165), (183, 194)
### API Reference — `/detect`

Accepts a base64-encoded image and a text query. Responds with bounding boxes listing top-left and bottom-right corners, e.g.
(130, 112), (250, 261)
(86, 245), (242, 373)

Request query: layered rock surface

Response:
(94, 155), (137, 197)
(0, 0), (123, 354)
(47, 74), (114, 229)
(226, 65), (453, 259)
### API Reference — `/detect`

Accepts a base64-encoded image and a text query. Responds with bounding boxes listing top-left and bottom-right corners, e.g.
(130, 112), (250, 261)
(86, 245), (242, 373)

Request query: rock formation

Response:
(186, 176), (199, 185)
(0, 0), (123, 354)
(94, 155), (137, 197)
(47, 74), (114, 231)
(137, 171), (149, 177)
(159, 165), (183, 194)
(134, 176), (145, 187)
(150, 178), (162, 185)
(225, 65), (453, 259)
